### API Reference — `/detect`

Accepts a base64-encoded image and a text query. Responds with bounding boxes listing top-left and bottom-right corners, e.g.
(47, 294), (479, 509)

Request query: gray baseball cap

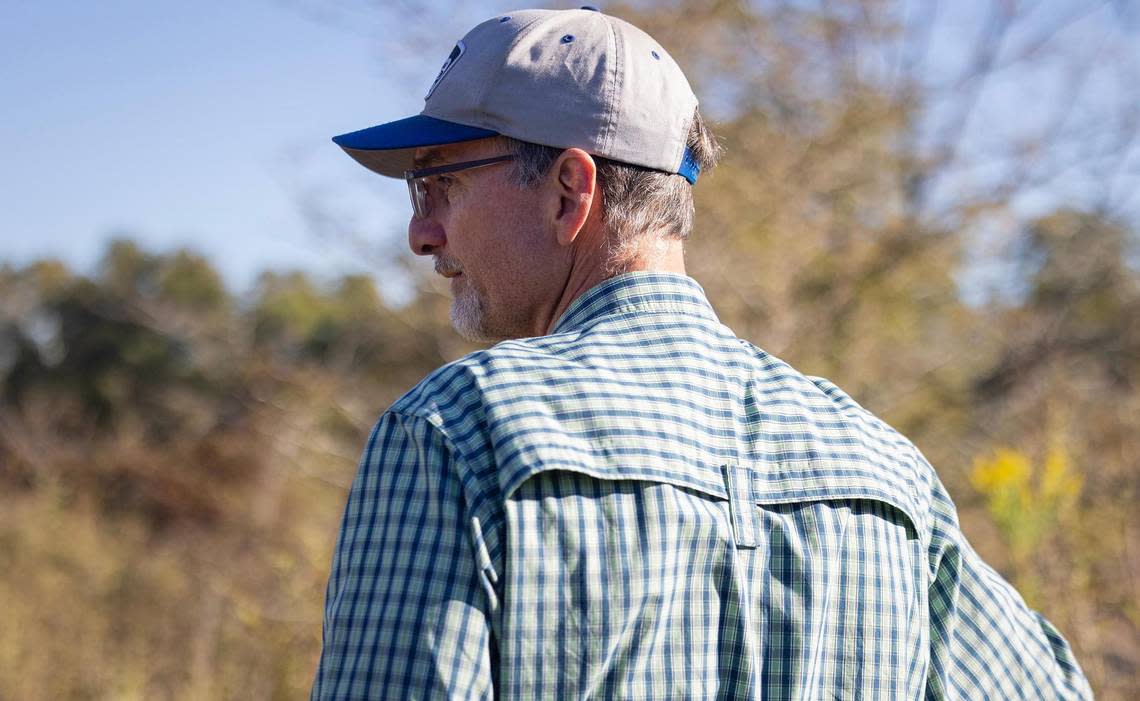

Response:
(332, 7), (702, 184)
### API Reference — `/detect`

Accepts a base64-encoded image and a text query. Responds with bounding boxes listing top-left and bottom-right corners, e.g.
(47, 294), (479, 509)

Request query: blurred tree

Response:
(252, 270), (328, 357)
(3, 0), (1138, 697)
(977, 209), (1140, 399)
(158, 249), (231, 315)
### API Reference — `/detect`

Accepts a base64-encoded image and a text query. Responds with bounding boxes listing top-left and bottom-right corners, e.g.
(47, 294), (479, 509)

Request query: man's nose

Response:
(408, 216), (446, 256)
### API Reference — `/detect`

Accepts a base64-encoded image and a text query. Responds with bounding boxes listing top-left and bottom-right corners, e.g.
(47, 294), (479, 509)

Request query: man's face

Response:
(408, 138), (564, 342)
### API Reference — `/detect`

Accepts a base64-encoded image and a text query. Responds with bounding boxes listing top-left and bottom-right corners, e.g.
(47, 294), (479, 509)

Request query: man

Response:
(312, 8), (1092, 699)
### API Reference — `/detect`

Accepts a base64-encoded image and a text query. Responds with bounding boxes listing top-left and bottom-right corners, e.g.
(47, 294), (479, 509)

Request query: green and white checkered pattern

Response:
(312, 272), (1091, 699)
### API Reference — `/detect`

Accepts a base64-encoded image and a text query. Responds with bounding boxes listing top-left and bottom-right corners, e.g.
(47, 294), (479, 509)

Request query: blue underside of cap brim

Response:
(332, 115), (499, 151)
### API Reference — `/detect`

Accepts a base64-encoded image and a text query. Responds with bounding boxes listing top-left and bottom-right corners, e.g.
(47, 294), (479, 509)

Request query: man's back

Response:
(313, 272), (1091, 699)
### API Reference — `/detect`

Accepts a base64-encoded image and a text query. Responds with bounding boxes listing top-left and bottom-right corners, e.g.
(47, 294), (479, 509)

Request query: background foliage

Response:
(3, 0), (1138, 698)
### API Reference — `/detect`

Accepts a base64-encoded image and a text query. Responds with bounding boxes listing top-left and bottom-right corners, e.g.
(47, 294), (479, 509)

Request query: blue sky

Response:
(2, 1), (1136, 304)
(0, 0), (495, 301)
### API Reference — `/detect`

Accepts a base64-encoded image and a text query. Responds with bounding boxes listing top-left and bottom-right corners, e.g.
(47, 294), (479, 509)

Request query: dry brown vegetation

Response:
(3, 0), (1139, 697)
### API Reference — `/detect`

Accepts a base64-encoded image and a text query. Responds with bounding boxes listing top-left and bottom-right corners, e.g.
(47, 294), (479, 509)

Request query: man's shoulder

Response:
(386, 327), (942, 534)
(722, 338), (941, 533)
(387, 334), (575, 426)
(388, 317), (750, 426)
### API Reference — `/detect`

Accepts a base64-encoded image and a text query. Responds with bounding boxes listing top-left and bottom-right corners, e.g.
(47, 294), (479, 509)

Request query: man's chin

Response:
(450, 297), (496, 344)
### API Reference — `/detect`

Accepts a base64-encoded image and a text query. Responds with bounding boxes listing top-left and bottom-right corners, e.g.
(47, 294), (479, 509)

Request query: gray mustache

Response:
(434, 256), (463, 276)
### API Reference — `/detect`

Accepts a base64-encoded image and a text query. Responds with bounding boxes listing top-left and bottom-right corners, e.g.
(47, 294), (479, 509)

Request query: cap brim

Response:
(332, 115), (499, 178)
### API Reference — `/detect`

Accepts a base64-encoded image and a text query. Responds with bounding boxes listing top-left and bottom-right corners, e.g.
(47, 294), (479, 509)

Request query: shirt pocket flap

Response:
(496, 431), (926, 545)
(496, 430), (732, 504)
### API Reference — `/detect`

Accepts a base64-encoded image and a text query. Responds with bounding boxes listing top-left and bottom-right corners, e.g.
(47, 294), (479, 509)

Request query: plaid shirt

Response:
(312, 272), (1091, 700)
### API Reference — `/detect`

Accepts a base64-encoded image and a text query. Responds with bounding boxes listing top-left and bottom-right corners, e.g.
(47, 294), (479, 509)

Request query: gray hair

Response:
(497, 108), (721, 250)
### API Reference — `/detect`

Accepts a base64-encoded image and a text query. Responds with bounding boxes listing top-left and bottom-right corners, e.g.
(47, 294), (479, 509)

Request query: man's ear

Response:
(547, 148), (597, 247)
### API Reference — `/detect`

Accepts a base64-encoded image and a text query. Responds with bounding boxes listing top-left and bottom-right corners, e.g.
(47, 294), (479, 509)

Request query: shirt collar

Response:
(550, 272), (719, 335)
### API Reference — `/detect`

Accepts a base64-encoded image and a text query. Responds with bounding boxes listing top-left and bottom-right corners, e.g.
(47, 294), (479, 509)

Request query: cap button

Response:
(580, 5), (600, 10)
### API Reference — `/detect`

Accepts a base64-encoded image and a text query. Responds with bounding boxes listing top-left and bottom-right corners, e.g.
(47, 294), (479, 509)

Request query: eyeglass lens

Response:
(408, 178), (430, 219)
(405, 155), (515, 220)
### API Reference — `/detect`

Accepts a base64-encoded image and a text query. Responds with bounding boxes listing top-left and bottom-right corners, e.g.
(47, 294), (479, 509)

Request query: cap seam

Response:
(675, 104), (695, 172)
(601, 15), (622, 157)
(471, 13), (549, 134)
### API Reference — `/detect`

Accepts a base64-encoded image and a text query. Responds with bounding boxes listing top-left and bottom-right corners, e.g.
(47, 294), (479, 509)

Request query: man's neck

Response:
(543, 232), (686, 335)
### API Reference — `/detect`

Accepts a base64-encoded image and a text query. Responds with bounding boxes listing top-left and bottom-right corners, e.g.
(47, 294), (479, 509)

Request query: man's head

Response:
(332, 8), (720, 341)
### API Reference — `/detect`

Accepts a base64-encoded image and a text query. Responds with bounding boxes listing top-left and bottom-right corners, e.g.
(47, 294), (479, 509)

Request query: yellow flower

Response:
(1041, 443), (1082, 506)
(971, 448), (1031, 494)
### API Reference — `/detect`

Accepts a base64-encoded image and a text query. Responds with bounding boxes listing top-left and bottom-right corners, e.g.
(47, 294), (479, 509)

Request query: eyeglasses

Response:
(403, 154), (516, 220)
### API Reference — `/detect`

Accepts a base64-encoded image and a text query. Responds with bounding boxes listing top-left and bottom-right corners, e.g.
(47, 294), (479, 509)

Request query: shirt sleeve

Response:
(311, 411), (496, 701)
(924, 479), (1093, 700)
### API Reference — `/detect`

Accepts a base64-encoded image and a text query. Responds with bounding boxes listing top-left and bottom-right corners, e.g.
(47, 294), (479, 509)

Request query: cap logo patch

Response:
(425, 40), (466, 100)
